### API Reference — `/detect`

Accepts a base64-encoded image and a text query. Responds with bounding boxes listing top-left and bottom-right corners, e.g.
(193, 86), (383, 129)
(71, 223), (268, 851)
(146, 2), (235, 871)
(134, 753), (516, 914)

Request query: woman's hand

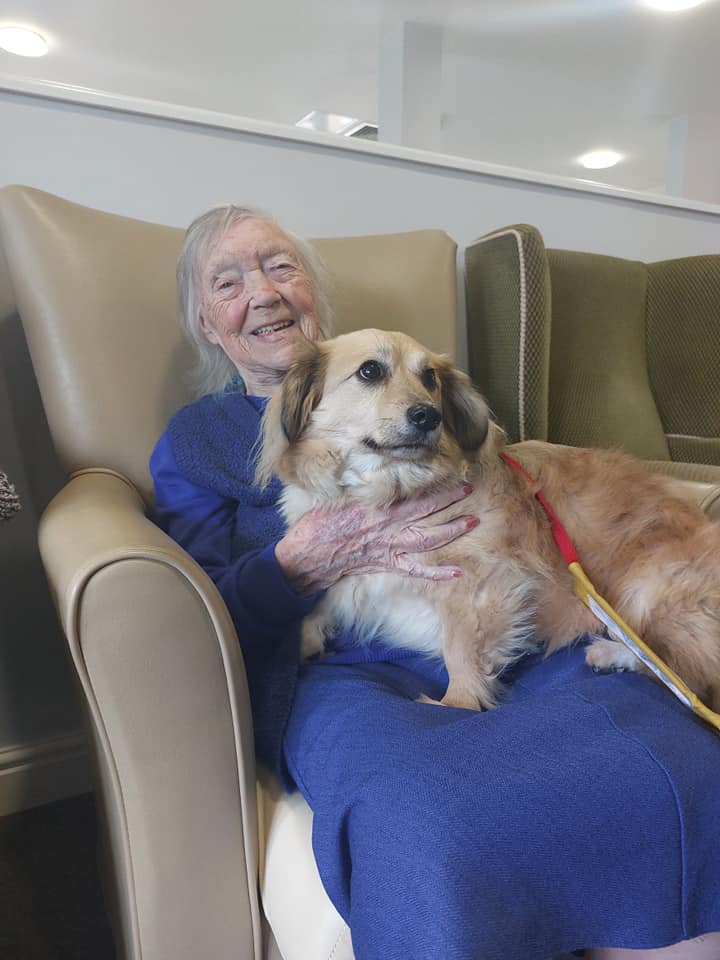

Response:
(274, 483), (477, 595)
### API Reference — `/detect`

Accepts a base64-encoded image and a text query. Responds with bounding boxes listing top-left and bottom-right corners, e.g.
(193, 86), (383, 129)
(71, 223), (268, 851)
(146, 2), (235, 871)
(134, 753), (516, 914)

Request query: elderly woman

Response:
(150, 205), (720, 960)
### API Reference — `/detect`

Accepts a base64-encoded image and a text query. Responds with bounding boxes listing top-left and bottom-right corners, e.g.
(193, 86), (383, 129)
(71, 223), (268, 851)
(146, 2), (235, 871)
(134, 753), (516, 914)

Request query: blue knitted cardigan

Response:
(151, 388), (317, 784)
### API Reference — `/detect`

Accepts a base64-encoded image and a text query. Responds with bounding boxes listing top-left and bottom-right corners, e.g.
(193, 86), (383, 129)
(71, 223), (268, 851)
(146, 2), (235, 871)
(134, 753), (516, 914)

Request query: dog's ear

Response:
(436, 358), (490, 453)
(254, 342), (327, 487)
(279, 342), (328, 443)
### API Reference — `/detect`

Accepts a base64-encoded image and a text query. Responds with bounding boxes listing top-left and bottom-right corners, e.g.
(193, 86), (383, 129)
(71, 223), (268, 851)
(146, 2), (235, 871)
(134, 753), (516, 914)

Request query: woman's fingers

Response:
(388, 514), (477, 579)
(389, 482), (473, 523)
(395, 515), (478, 553)
(394, 554), (463, 580)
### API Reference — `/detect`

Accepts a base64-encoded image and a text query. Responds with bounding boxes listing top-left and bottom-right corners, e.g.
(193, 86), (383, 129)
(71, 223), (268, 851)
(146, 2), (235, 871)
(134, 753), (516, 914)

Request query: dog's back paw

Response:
(585, 637), (638, 674)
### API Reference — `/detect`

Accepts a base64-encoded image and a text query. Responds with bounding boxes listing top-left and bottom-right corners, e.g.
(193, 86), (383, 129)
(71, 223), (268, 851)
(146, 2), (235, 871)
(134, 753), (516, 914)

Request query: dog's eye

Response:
(421, 368), (437, 390)
(357, 360), (385, 383)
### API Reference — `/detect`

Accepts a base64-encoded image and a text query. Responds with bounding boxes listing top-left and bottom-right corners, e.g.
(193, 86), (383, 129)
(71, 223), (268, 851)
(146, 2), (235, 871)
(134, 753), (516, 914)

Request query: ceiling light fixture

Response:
(296, 111), (361, 136)
(642, 0), (708, 11)
(578, 150), (623, 170)
(296, 111), (378, 140)
(0, 26), (49, 57)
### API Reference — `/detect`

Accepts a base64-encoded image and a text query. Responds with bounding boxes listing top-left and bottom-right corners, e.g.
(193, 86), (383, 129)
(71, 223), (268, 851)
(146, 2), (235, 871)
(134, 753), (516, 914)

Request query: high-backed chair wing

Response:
(465, 223), (720, 485)
(0, 186), (192, 502)
(646, 255), (720, 466)
(463, 224), (552, 446)
(314, 230), (459, 355)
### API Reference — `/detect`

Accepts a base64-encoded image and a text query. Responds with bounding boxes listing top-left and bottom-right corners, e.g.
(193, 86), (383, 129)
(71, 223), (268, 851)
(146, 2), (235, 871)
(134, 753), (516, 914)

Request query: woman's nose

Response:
(246, 270), (281, 306)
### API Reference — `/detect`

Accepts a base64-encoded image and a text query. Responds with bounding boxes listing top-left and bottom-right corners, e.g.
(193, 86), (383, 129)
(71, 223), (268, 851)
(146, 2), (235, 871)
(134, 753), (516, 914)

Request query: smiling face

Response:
(198, 217), (320, 396)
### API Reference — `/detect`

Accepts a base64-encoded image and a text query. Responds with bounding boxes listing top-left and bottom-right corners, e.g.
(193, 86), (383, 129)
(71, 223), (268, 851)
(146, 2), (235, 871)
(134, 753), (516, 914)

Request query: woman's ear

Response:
(436, 357), (490, 453)
(254, 342), (327, 487)
(198, 309), (219, 344)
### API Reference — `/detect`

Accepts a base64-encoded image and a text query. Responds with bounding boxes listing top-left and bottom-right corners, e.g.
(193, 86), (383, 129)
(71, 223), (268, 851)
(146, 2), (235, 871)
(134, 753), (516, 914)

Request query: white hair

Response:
(176, 204), (334, 396)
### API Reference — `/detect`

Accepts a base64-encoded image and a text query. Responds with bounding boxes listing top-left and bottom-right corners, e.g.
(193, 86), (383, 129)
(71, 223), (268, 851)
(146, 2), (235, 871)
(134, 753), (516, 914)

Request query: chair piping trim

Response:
(666, 432), (716, 441)
(327, 924), (351, 960)
(471, 228), (528, 441)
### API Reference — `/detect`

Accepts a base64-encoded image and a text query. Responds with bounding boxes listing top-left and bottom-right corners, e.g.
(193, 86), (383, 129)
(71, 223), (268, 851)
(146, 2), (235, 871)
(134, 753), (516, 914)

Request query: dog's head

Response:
(255, 328), (499, 500)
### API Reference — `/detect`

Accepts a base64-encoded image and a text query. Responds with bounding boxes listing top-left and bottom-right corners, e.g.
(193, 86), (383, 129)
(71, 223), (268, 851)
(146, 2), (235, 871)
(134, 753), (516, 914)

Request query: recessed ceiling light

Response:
(643, 0), (707, 10)
(578, 150), (623, 170)
(0, 26), (49, 57)
(296, 111), (361, 136)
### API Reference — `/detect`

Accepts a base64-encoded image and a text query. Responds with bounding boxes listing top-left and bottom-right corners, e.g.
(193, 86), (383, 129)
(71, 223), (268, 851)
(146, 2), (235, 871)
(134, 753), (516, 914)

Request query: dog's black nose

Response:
(406, 403), (441, 433)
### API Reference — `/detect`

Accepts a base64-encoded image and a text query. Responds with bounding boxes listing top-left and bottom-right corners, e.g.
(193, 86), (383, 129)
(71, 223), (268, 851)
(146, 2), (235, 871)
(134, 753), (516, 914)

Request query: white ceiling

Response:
(2, 0), (719, 202)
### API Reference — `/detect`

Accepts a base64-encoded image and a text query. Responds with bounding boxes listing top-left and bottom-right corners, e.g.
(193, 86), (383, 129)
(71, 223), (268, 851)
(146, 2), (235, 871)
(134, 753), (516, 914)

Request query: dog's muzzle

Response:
(362, 403), (442, 456)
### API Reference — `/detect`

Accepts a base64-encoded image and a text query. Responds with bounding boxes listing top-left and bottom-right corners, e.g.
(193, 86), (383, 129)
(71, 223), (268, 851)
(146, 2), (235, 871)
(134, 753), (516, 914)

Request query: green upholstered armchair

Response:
(464, 225), (720, 485)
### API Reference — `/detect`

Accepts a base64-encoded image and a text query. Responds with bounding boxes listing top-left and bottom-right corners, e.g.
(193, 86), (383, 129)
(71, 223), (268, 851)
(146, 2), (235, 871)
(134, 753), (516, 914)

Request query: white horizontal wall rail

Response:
(1, 72), (719, 218)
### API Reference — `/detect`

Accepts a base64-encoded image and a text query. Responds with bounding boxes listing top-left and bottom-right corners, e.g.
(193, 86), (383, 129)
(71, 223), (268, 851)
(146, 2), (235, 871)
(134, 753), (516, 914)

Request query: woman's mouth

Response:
(252, 319), (294, 337)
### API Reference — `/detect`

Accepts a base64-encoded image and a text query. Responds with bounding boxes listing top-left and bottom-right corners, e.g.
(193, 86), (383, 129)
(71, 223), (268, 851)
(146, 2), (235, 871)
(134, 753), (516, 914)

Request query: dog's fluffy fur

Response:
(256, 328), (720, 712)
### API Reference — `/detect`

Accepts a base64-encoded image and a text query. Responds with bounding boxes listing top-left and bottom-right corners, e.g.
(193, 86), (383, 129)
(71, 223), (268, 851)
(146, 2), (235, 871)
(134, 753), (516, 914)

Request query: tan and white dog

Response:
(256, 328), (720, 712)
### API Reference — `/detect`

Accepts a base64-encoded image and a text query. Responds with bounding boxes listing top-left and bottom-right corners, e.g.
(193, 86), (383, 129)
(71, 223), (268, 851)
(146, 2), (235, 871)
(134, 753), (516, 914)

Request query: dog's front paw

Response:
(439, 691), (484, 711)
(300, 619), (327, 661)
(585, 637), (637, 674)
(415, 692), (482, 710)
(444, 675), (499, 711)
(416, 693), (444, 707)
(421, 677), (493, 711)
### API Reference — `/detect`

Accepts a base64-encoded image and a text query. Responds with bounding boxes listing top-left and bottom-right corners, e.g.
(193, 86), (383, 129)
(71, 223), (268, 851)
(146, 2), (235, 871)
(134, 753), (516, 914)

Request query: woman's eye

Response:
(270, 261), (294, 276)
(421, 368), (437, 390)
(217, 279), (234, 291)
(357, 360), (385, 382)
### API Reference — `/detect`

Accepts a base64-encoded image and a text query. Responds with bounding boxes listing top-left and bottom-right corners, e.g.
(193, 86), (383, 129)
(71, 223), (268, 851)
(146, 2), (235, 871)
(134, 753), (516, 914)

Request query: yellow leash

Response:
(500, 452), (720, 734)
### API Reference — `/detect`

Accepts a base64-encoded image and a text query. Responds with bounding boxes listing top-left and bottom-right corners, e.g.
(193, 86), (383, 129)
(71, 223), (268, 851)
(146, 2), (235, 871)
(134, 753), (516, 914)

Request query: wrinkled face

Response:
(198, 218), (320, 395)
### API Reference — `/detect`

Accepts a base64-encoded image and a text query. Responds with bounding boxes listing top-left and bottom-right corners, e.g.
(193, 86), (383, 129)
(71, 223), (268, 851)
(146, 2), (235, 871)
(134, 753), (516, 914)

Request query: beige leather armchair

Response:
(0, 185), (460, 960)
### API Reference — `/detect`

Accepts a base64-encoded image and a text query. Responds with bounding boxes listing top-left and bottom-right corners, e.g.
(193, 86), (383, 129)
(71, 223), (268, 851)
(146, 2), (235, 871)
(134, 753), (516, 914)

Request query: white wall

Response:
(0, 86), (718, 811)
(1, 89), (719, 259)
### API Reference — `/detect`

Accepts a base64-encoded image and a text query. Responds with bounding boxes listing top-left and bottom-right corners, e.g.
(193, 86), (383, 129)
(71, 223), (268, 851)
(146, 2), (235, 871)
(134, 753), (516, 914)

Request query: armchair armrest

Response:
(643, 460), (720, 520)
(688, 483), (720, 520)
(38, 469), (264, 960)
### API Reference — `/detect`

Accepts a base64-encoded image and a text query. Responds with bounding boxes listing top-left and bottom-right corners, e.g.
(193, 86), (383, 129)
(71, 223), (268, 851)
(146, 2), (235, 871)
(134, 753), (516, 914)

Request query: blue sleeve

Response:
(150, 421), (322, 787)
(150, 430), (320, 647)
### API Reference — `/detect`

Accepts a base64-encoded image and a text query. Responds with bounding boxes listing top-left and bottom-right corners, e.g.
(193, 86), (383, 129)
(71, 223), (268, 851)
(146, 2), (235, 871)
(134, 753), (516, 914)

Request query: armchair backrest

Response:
(0, 186), (458, 505)
(545, 246), (670, 460)
(464, 223), (720, 470)
(0, 187), (188, 506)
(645, 256), (720, 465)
